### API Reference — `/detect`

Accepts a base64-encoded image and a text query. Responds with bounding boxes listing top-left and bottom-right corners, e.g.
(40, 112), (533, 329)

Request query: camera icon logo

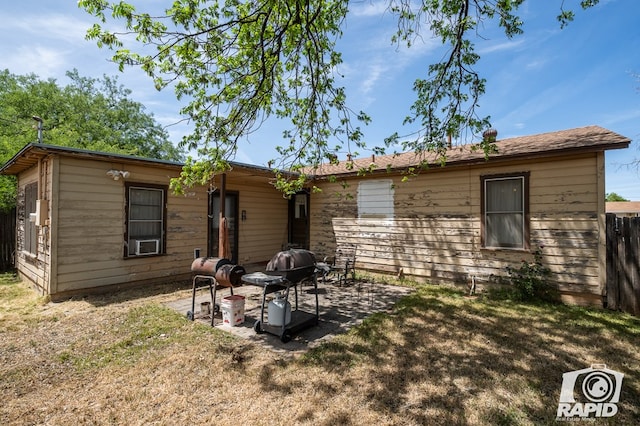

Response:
(557, 364), (624, 419)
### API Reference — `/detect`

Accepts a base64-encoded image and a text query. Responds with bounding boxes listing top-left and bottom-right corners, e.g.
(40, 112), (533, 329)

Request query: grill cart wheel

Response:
(186, 311), (194, 321)
(242, 249), (320, 343)
(280, 330), (292, 343)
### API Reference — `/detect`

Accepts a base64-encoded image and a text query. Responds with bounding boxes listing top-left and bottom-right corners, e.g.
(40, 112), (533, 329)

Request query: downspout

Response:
(33, 116), (49, 294)
(32, 116), (43, 144)
(32, 116), (44, 200)
(48, 156), (59, 296)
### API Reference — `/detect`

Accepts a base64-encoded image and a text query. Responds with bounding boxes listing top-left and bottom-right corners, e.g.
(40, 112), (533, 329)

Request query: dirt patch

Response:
(1, 275), (639, 425)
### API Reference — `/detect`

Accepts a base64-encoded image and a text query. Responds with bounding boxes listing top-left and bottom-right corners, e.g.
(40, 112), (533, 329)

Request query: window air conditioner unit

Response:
(135, 239), (160, 255)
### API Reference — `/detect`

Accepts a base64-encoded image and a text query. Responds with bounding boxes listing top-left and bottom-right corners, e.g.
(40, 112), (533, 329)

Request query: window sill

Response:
(124, 253), (166, 260)
(481, 247), (530, 253)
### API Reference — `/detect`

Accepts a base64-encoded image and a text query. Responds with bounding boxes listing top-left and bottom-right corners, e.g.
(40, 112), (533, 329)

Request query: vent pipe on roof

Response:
(482, 128), (498, 142)
(32, 116), (43, 144)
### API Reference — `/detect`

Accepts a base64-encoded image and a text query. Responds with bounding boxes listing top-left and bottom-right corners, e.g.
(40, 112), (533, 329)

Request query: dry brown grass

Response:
(1, 273), (639, 425)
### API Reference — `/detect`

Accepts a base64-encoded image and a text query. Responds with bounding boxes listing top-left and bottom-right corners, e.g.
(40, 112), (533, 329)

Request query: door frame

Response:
(208, 190), (239, 262)
(288, 190), (310, 249)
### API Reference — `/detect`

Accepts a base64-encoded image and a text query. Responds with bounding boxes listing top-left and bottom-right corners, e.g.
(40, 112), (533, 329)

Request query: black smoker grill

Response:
(188, 257), (246, 326)
(242, 249), (319, 342)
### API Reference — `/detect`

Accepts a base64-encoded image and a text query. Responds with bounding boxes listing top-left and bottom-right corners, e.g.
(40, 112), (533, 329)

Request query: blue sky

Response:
(1, 0), (639, 199)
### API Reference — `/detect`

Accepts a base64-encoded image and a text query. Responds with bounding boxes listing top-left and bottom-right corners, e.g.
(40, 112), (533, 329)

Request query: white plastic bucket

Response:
(268, 292), (291, 326)
(221, 295), (245, 326)
(200, 301), (211, 315)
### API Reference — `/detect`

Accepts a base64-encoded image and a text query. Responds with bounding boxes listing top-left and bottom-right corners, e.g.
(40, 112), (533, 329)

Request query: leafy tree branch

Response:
(78, 0), (599, 194)
(0, 69), (182, 209)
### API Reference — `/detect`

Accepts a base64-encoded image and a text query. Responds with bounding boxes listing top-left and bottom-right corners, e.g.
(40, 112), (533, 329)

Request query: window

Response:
(357, 179), (394, 218)
(294, 194), (307, 219)
(126, 184), (166, 257)
(24, 182), (38, 254)
(481, 173), (529, 249)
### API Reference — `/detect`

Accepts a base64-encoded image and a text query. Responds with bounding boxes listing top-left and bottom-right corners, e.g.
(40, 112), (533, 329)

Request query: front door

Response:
(288, 191), (309, 249)
(209, 191), (239, 262)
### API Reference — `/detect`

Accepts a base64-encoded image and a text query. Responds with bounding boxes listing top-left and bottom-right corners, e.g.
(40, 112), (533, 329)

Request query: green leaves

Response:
(503, 247), (557, 302)
(79, 0), (366, 193)
(0, 69), (183, 209)
(558, 0), (600, 28)
(392, 0), (519, 157)
(78, 0), (600, 194)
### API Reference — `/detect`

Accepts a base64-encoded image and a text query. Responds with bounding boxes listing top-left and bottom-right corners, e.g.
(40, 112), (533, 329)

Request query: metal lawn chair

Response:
(322, 243), (357, 287)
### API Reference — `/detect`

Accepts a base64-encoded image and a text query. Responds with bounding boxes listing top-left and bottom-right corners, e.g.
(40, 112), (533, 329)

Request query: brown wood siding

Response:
(221, 175), (289, 264)
(310, 153), (603, 304)
(47, 158), (288, 295)
(53, 157), (208, 293)
(14, 164), (50, 294)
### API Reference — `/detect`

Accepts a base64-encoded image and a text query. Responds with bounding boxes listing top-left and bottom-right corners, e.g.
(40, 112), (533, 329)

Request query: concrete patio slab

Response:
(165, 278), (414, 355)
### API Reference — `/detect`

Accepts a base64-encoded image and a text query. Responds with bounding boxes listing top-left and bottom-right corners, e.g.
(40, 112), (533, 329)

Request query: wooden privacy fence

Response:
(0, 208), (16, 272)
(605, 213), (640, 316)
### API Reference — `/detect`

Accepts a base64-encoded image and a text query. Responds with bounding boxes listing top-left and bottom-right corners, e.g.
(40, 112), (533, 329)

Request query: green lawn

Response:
(1, 273), (638, 425)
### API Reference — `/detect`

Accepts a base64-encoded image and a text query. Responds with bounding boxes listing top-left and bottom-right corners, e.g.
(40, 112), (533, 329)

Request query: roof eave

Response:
(308, 139), (631, 180)
(0, 143), (290, 178)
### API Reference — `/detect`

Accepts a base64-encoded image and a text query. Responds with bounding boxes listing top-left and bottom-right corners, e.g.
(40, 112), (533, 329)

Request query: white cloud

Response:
(478, 39), (525, 55)
(359, 62), (385, 95)
(2, 45), (70, 78)
(2, 14), (89, 43)
(337, 19), (440, 108)
(600, 108), (640, 128)
(0, 10), (111, 80)
(524, 58), (548, 70)
(349, 1), (389, 18)
(494, 84), (567, 128)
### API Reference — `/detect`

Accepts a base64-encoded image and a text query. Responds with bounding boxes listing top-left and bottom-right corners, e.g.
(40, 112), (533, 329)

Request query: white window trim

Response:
(357, 179), (394, 218)
(482, 174), (529, 250)
(126, 184), (166, 257)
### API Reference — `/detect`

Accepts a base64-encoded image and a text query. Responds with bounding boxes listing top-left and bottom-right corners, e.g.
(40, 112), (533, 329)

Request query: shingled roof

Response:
(307, 125), (630, 178)
(606, 201), (640, 212)
(0, 143), (283, 178)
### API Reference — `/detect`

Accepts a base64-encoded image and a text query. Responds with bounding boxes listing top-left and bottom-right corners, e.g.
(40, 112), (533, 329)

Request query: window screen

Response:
(483, 175), (528, 249)
(24, 182), (38, 254)
(127, 185), (165, 256)
(357, 179), (394, 218)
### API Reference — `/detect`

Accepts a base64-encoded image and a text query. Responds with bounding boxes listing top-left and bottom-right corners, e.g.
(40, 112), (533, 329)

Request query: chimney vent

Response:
(482, 128), (498, 142)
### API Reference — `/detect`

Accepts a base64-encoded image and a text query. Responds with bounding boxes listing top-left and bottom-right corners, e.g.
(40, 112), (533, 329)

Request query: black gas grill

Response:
(242, 249), (319, 342)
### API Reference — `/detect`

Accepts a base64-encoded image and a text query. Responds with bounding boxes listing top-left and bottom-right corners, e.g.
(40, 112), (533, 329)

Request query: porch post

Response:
(218, 173), (227, 258)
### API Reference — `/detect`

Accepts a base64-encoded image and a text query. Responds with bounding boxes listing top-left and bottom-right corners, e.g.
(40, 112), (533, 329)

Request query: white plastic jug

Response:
(268, 292), (291, 326)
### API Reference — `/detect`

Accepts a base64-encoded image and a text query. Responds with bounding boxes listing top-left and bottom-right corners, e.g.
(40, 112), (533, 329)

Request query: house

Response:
(0, 144), (308, 300)
(307, 125), (630, 306)
(606, 201), (640, 218)
(1, 125), (631, 306)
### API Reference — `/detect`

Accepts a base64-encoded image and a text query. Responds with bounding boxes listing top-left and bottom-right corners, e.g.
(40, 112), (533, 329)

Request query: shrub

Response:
(505, 247), (557, 302)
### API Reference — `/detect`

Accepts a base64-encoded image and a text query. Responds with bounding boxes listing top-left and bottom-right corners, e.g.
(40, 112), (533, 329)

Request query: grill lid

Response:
(266, 249), (316, 282)
(266, 249), (316, 271)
